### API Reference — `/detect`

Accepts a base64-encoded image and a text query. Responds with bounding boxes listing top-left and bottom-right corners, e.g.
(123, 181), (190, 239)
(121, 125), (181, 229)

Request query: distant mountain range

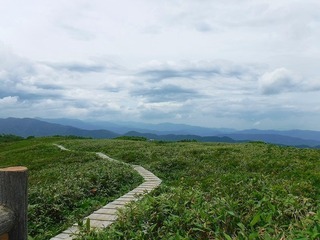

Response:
(1, 117), (320, 148)
(36, 117), (234, 136)
(0, 118), (118, 139)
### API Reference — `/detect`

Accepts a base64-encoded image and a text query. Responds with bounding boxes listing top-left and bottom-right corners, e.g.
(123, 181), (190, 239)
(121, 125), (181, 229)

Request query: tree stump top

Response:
(0, 167), (27, 172)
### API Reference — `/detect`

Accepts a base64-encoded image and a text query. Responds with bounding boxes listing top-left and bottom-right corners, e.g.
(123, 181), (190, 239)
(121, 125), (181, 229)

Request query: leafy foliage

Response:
(0, 137), (143, 240)
(114, 136), (148, 141)
(177, 139), (198, 142)
(0, 133), (24, 142)
(2, 137), (319, 239)
(60, 140), (320, 239)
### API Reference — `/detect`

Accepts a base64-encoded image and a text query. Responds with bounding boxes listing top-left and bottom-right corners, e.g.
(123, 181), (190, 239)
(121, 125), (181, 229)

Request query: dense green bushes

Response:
(83, 185), (319, 239)
(0, 133), (24, 142)
(28, 156), (142, 239)
(0, 137), (142, 240)
(114, 136), (148, 141)
(2, 137), (318, 239)
(61, 140), (320, 239)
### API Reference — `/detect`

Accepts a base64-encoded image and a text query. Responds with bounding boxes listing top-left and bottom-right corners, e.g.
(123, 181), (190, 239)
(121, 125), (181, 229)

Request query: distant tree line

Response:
(0, 134), (24, 142)
(114, 136), (148, 141)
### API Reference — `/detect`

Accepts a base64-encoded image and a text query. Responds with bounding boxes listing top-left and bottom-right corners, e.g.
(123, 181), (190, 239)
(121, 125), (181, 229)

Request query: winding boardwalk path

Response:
(51, 144), (161, 240)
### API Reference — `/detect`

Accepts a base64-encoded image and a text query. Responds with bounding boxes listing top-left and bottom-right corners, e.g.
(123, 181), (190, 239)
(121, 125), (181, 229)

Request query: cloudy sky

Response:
(1, 0), (320, 130)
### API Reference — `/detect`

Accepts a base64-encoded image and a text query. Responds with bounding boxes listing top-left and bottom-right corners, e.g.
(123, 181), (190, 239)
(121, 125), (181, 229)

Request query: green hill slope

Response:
(59, 139), (320, 239)
(0, 137), (142, 240)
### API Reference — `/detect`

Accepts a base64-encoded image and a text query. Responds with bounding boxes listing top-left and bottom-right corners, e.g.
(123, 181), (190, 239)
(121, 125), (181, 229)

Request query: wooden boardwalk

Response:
(51, 146), (161, 240)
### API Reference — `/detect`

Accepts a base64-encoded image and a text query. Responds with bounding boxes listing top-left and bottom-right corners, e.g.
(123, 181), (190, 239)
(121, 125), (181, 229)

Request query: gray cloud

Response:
(142, 25), (162, 34)
(1, 0), (320, 132)
(259, 68), (300, 95)
(140, 69), (219, 82)
(59, 24), (96, 41)
(131, 84), (199, 103)
(139, 61), (254, 83)
(0, 58), (65, 101)
(48, 62), (106, 73)
(36, 83), (66, 91)
(195, 22), (213, 32)
(0, 88), (61, 101)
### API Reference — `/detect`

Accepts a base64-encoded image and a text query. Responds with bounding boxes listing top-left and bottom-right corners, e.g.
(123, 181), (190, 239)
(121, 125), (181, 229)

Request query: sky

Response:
(1, 0), (320, 130)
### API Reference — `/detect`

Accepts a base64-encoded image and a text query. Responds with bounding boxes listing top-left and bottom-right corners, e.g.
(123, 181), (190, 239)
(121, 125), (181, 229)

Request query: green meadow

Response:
(0, 136), (142, 240)
(1, 135), (319, 239)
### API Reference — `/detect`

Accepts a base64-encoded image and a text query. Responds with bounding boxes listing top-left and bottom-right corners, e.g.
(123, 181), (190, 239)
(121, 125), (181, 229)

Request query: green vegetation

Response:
(1, 136), (319, 239)
(114, 136), (148, 141)
(0, 133), (24, 142)
(58, 139), (320, 239)
(0, 137), (143, 240)
(177, 139), (198, 142)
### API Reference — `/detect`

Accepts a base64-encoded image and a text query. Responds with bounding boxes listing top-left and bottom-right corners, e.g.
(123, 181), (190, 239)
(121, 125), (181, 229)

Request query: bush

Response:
(115, 136), (148, 141)
(66, 140), (320, 239)
(0, 134), (24, 142)
(0, 138), (143, 240)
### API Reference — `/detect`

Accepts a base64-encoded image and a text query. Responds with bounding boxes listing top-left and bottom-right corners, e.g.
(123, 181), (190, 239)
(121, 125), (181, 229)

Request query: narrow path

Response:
(51, 145), (161, 240)
(53, 144), (70, 151)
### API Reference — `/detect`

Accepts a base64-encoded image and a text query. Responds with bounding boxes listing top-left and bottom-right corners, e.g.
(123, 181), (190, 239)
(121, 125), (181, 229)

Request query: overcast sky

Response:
(1, 0), (320, 130)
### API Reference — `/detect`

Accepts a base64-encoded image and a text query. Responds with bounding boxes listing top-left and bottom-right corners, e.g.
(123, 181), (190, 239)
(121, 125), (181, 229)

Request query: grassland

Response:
(1, 136), (319, 239)
(57, 139), (320, 239)
(0, 137), (143, 240)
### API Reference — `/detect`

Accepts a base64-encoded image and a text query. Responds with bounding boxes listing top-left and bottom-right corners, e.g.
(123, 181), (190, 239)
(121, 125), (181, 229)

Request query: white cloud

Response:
(0, 96), (19, 105)
(1, 1), (320, 129)
(259, 67), (320, 95)
(259, 68), (300, 95)
(302, 79), (320, 92)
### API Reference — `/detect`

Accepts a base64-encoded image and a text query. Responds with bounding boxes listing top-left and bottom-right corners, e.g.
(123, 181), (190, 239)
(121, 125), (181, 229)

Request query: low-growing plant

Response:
(0, 133), (24, 142)
(114, 136), (148, 141)
(63, 139), (320, 239)
(0, 137), (143, 240)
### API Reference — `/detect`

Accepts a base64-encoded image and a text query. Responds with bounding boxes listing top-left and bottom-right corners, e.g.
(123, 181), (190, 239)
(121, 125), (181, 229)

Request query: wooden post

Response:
(0, 205), (15, 237)
(0, 167), (28, 240)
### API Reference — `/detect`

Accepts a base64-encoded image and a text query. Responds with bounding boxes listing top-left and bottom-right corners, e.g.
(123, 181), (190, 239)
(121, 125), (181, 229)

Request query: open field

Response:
(0, 136), (142, 240)
(1, 136), (319, 239)
(57, 139), (320, 239)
